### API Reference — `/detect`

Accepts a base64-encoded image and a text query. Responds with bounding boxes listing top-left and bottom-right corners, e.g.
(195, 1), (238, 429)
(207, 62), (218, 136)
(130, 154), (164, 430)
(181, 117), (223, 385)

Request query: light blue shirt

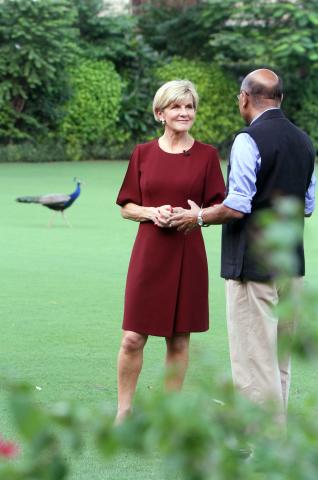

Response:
(223, 116), (316, 215)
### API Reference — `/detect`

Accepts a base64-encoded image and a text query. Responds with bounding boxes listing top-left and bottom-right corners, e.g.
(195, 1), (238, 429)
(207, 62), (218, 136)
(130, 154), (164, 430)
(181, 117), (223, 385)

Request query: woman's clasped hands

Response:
(153, 205), (185, 228)
(154, 204), (173, 227)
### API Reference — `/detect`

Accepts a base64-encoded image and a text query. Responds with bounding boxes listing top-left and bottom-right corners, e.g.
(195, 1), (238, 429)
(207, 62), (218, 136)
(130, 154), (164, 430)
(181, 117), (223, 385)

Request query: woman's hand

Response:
(146, 207), (160, 223)
(121, 203), (159, 223)
(155, 205), (173, 227)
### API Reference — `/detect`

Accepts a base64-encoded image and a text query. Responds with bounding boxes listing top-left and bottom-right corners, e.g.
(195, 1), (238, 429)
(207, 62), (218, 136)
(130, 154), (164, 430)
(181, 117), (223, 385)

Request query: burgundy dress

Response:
(116, 139), (225, 337)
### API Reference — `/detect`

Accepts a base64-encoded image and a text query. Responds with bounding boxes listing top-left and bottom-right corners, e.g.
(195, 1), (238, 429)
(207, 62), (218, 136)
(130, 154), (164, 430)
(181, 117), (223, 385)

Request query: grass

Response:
(1, 161), (318, 479)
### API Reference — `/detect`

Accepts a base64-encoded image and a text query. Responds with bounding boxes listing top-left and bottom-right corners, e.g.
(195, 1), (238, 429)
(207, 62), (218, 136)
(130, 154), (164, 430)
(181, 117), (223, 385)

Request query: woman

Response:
(115, 80), (225, 423)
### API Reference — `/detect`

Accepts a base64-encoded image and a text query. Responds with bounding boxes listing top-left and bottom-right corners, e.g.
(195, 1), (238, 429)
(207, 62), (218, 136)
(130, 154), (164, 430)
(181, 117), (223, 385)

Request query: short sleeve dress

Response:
(116, 139), (225, 337)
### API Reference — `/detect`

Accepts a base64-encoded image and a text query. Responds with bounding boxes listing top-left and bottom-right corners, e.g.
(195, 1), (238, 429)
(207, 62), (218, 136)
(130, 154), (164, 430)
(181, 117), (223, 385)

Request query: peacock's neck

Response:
(70, 183), (81, 200)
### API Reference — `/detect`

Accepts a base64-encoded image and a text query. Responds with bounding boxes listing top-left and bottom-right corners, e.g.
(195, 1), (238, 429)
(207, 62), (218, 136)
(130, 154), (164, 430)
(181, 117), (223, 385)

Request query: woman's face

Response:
(159, 94), (196, 133)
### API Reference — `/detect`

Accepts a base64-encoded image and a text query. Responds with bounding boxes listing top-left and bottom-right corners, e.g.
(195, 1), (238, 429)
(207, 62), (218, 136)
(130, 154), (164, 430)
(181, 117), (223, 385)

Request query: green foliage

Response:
(138, 0), (318, 143)
(0, 379), (86, 480)
(0, 0), (78, 101)
(1, 0), (317, 156)
(0, 142), (68, 162)
(87, 14), (162, 143)
(205, 0), (318, 71)
(1, 190), (318, 479)
(254, 198), (305, 277)
(203, 0), (318, 133)
(0, 139), (134, 162)
(156, 57), (243, 148)
(118, 36), (161, 143)
(59, 59), (123, 152)
(293, 74), (318, 151)
(0, 103), (28, 142)
(72, 5), (161, 142)
(0, 0), (79, 140)
(73, 2), (136, 64)
(254, 198), (318, 361)
(84, 141), (136, 160)
(72, 0), (105, 39)
(2, 362), (318, 479)
(137, 0), (230, 60)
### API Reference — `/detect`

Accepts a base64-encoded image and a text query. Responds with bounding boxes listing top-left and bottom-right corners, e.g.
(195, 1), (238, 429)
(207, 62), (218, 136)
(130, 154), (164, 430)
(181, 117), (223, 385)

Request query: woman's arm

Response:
(121, 203), (157, 223)
(121, 203), (173, 225)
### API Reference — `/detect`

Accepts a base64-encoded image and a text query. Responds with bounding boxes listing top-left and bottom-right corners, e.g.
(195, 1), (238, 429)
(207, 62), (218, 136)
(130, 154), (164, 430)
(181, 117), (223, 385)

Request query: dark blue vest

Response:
(221, 109), (315, 281)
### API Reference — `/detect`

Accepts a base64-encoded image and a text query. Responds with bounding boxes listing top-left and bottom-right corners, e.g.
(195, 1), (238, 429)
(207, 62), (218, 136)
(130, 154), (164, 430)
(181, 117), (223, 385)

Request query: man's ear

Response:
(242, 95), (249, 108)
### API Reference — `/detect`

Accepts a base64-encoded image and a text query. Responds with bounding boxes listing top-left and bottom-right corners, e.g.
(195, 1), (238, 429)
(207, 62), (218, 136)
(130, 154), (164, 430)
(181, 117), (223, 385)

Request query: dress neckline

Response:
(156, 138), (197, 155)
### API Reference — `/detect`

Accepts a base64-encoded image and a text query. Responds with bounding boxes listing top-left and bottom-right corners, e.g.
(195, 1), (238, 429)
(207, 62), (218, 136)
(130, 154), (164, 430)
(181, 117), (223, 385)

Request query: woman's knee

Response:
(121, 331), (147, 354)
(167, 334), (190, 354)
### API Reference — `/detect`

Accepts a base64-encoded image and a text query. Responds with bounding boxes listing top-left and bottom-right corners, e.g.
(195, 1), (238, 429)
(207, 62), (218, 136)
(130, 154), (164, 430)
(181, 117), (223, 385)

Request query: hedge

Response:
(155, 57), (243, 150)
(59, 59), (123, 159)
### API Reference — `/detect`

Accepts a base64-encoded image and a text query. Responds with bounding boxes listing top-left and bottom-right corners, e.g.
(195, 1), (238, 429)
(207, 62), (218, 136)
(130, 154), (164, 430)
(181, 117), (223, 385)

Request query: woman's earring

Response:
(161, 119), (166, 126)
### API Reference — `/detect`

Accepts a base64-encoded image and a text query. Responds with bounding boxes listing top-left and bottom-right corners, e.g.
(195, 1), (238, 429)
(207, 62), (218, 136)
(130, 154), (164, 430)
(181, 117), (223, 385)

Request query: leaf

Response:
(9, 383), (48, 440)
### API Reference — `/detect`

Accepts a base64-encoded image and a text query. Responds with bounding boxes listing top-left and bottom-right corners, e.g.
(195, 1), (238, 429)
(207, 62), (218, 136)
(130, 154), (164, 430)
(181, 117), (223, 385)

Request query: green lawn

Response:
(1, 161), (318, 479)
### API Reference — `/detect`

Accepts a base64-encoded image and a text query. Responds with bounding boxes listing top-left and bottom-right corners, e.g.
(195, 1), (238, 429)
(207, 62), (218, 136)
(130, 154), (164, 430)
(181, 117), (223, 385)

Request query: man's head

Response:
(238, 69), (283, 124)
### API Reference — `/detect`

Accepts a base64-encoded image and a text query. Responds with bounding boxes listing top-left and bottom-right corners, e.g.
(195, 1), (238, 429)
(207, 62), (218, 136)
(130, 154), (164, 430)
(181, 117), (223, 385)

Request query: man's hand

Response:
(170, 200), (200, 233)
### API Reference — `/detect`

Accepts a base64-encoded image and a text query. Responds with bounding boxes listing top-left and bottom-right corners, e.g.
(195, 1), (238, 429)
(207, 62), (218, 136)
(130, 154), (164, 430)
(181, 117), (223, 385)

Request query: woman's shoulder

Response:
(129, 139), (157, 161)
(134, 139), (158, 153)
(193, 141), (220, 163)
(128, 140), (157, 159)
(194, 140), (218, 155)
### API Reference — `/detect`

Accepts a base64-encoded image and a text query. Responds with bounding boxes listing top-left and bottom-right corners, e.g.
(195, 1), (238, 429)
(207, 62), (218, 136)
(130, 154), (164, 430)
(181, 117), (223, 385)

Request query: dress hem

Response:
(122, 327), (209, 338)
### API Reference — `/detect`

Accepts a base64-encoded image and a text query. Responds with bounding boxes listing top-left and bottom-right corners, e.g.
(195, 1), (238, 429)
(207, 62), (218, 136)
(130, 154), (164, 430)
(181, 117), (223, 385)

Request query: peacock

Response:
(16, 178), (82, 227)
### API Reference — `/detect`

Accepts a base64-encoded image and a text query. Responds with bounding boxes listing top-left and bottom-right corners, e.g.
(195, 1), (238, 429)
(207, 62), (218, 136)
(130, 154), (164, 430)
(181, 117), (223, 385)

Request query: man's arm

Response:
(170, 200), (243, 233)
(202, 203), (244, 223)
(171, 134), (260, 232)
(304, 170), (316, 217)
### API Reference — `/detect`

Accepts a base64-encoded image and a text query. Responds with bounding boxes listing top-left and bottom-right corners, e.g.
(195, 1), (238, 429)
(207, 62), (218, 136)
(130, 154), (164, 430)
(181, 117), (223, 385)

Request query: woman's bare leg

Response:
(165, 333), (190, 391)
(116, 330), (148, 424)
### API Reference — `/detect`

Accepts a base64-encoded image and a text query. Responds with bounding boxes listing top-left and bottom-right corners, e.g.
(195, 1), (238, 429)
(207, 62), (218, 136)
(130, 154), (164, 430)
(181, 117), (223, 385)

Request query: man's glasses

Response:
(236, 90), (250, 101)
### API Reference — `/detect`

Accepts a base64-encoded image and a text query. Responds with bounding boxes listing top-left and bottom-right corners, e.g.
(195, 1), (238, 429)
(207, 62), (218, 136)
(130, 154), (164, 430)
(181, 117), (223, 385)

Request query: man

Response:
(171, 69), (316, 422)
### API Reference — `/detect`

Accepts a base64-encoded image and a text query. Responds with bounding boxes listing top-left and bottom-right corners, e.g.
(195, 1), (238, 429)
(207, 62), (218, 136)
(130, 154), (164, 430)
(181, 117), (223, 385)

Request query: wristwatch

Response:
(197, 209), (204, 227)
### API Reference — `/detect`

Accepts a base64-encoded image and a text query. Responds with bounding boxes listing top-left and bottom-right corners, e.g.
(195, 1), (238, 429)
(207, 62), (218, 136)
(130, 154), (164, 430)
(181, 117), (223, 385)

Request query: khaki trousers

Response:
(226, 278), (302, 421)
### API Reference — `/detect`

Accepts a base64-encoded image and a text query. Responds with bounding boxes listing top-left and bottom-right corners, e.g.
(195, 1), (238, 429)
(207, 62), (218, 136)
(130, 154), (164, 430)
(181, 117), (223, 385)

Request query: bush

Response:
(84, 141), (136, 160)
(155, 57), (243, 150)
(137, 1), (217, 60)
(73, 5), (162, 144)
(0, 139), (134, 162)
(0, 0), (78, 142)
(292, 75), (318, 152)
(0, 103), (28, 143)
(59, 59), (123, 154)
(0, 142), (68, 163)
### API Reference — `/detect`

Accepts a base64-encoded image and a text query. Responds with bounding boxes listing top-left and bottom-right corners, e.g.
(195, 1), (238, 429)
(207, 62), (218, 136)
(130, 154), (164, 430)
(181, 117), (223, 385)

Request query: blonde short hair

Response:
(153, 80), (199, 122)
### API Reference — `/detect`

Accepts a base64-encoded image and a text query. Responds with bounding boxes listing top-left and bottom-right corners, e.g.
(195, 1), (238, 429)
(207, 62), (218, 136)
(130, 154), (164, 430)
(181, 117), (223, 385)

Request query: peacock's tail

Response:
(16, 196), (42, 204)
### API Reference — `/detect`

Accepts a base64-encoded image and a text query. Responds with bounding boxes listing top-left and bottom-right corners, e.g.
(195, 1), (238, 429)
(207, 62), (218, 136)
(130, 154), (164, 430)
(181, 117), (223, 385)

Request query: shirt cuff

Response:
(223, 193), (251, 214)
(304, 200), (315, 215)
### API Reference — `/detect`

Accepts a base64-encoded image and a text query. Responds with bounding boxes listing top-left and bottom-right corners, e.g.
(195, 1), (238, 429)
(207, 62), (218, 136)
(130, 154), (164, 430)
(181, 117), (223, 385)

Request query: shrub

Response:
(0, 139), (134, 162)
(155, 57), (243, 150)
(137, 1), (217, 60)
(0, 0), (78, 141)
(59, 59), (123, 153)
(292, 75), (318, 152)
(73, 5), (161, 144)
(0, 103), (28, 143)
(84, 141), (136, 160)
(0, 142), (67, 163)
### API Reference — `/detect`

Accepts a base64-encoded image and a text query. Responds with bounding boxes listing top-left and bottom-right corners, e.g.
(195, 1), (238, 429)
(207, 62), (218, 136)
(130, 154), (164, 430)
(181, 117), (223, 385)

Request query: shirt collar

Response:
(250, 107), (280, 125)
